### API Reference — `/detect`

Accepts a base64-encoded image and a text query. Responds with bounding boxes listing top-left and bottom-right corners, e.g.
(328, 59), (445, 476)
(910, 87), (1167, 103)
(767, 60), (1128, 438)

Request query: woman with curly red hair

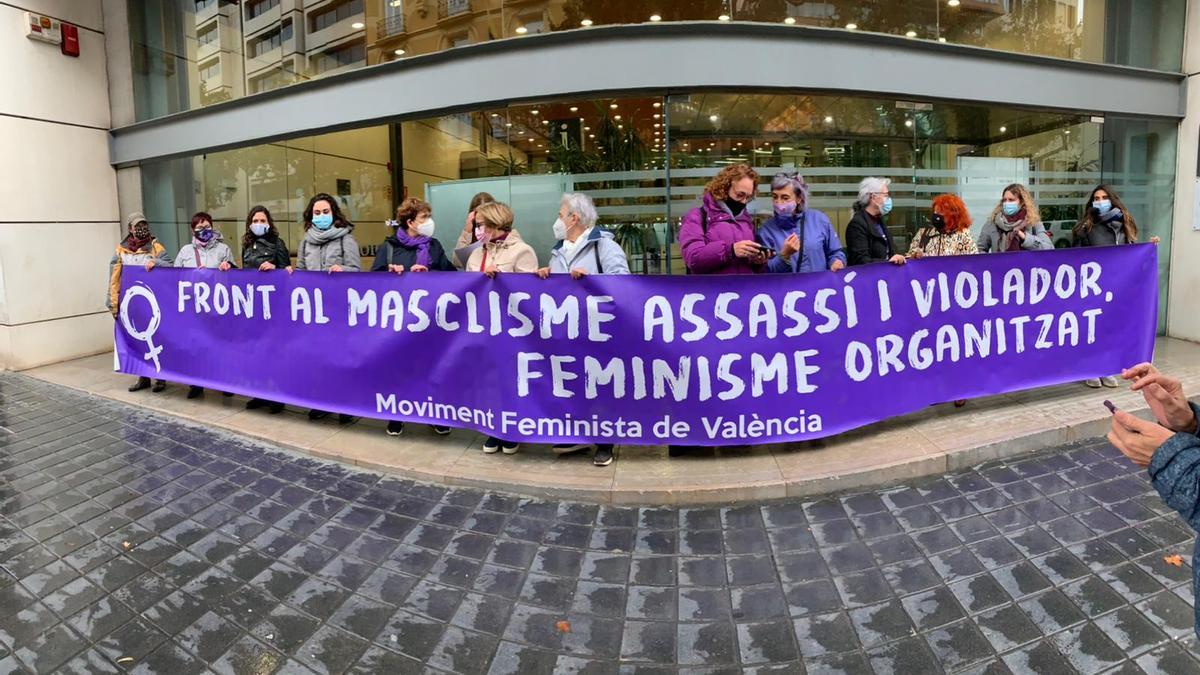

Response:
(908, 194), (978, 259)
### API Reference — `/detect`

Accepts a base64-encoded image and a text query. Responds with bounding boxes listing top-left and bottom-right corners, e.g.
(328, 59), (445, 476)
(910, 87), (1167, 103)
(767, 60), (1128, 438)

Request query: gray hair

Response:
(771, 172), (809, 205)
(856, 177), (891, 207)
(560, 192), (598, 227)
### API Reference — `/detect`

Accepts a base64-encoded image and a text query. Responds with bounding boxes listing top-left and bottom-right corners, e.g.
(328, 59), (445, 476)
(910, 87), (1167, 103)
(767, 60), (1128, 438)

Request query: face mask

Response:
(416, 218), (436, 238)
(251, 222), (269, 237)
(195, 228), (215, 243)
(311, 213), (333, 230)
(773, 202), (798, 218)
(552, 217), (568, 240)
(1002, 202), (1020, 217)
(474, 225), (485, 242)
(931, 213), (947, 233)
(724, 197), (747, 216)
(1093, 199), (1112, 215)
(132, 224), (151, 241)
(880, 197), (893, 215)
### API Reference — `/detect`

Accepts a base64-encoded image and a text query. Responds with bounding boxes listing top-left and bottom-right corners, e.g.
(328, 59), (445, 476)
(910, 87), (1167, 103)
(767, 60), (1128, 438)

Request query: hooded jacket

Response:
(107, 236), (173, 316)
(175, 236), (235, 269)
(547, 228), (630, 275)
(678, 192), (760, 275)
(465, 229), (538, 273)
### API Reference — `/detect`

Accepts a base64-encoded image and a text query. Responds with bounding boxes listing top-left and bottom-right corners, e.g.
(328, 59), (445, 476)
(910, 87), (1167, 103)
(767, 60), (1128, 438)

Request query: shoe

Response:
(246, 398), (268, 410)
(338, 414), (359, 425)
(1100, 376), (1120, 388)
(553, 442), (593, 455)
(129, 376), (151, 392)
(221, 391), (234, 397)
(501, 441), (520, 455)
(387, 421), (405, 436)
(308, 409), (330, 421)
(483, 437), (501, 454)
(593, 445), (614, 467)
(1085, 378), (1102, 388)
(432, 425), (451, 435)
(668, 445), (693, 458)
(187, 386), (204, 399)
(268, 402), (284, 415)
(953, 400), (967, 408)
(151, 380), (167, 393)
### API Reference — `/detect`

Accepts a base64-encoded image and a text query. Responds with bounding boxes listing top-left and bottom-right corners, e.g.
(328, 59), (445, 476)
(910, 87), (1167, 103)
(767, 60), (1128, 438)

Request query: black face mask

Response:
(724, 197), (747, 216)
(930, 213), (947, 233)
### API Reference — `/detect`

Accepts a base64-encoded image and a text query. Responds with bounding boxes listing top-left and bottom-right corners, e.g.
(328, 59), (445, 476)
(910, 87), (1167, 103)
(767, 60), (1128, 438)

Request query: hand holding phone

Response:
(1104, 400), (1118, 415)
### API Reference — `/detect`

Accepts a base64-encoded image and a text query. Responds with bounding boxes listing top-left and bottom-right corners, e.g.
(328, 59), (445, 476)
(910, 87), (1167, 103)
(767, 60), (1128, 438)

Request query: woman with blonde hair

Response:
(678, 163), (767, 275)
(977, 183), (1053, 253)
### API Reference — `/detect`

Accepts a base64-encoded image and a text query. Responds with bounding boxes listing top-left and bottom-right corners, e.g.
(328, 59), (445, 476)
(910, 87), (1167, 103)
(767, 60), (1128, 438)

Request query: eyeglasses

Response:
(730, 190), (755, 202)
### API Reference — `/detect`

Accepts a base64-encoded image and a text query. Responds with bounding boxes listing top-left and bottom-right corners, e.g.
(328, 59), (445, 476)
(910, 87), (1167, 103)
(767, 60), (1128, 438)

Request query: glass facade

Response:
(137, 89), (1177, 328)
(127, 0), (1186, 122)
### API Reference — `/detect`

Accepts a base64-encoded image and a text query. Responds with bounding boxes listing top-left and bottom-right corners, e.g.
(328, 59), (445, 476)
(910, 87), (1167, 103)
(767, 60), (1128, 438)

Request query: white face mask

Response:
(250, 222), (269, 236)
(552, 217), (568, 240)
(416, 218), (435, 238)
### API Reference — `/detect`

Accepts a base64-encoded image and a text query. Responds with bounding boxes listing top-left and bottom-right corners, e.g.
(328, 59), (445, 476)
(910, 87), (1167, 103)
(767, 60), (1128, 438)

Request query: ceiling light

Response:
(588, 133), (595, 138)
(390, 0), (401, 5)
(584, 126), (590, 130)
(999, 126), (1007, 132)
(780, 146), (793, 151)
(581, 19), (593, 27)
(530, 109), (539, 115)
(618, 124), (624, 129)
(351, 21), (364, 29)
(904, 119), (913, 128)
(569, 106), (578, 112)
(905, 30), (917, 38)
(1065, 130), (1071, 135)
(948, 0), (960, 6)
(845, 22), (857, 30)
(824, 115), (833, 123)
(937, 37), (947, 43)
(653, 113), (661, 119)
(542, 120), (549, 125)
(505, 122), (512, 127)
(654, 123), (661, 128)
(649, 14), (661, 22)
(614, 115), (621, 120)
(709, 114), (719, 122)
(653, 102), (661, 108)
(718, 14), (730, 21)
(517, 130), (524, 135)
(654, 131), (660, 135)
(515, 26), (528, 34)
(784, 17), (796, 24)
(610, 104), (619, 109)
(393, 49), (405, 56)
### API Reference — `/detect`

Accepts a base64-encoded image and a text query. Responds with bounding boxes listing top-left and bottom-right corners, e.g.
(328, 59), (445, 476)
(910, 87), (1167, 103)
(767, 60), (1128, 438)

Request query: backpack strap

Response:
(593, 240), (603, 274)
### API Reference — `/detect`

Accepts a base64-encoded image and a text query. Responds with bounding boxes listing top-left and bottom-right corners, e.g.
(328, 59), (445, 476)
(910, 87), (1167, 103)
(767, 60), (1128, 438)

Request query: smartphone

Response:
(1103, 400), (1118, 415)
(756, 243), (777, 258)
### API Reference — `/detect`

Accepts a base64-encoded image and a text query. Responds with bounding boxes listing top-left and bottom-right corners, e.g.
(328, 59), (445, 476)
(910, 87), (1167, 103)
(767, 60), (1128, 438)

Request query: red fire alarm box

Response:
(60, 22), (79, 57)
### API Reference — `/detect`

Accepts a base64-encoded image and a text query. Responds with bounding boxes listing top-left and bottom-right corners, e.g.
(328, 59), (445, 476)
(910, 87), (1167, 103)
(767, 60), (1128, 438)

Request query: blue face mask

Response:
(1002, 202), (1020, 217)
(311, 213), (334, 230)
(880, 197), (893, 215)
(1093, 199), (1112, 215)
(195, 228), (214, 243)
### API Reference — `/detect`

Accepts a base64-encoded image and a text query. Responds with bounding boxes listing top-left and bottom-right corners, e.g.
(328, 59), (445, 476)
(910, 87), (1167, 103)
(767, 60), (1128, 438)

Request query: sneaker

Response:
(553, 442), (593, 455)
(187, 386), (204, 399)
(387, 421), (405, 436)
(308, 409), (330, 421)
(246, 398), (268, 410)
(1100, 376), (1120, 388)
(501, 441), (520, 455)
(483, 437), (501, 454)
(593, 445), (614, 467)
(151, 380), (167, 393)
(432, 425), (451, 435)
(338, 414), (359, 425)
(221, 391), (234, 397)
(129, 376), (151, 392)
(268, 402), (285, 415)
(1084, 378), (1102, 388)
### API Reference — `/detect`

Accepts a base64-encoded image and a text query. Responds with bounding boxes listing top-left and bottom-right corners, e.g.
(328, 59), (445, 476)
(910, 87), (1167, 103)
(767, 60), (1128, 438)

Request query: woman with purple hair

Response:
(757, 172), (847, 273)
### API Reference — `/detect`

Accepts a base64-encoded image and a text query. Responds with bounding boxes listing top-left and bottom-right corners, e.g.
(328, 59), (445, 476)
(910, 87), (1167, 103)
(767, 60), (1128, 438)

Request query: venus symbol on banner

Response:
(119, 282), (164, 373)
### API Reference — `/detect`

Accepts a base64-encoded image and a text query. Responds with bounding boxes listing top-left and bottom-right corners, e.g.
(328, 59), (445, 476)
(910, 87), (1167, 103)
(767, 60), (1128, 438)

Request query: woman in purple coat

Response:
(679, 163), (767, 275)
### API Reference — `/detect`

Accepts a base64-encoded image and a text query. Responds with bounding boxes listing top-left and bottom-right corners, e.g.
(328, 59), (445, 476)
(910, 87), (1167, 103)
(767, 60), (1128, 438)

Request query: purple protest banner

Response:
(115, 244), (1157, 446)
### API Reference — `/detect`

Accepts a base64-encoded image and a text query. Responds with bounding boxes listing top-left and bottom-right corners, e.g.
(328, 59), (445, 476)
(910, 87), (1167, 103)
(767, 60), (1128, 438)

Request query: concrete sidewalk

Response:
(21, 338), (1200, 504)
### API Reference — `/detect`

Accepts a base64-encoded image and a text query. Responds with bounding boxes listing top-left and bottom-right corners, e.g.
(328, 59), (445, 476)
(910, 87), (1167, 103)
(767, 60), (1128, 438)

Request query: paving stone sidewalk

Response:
(1, 372), (1199, 674)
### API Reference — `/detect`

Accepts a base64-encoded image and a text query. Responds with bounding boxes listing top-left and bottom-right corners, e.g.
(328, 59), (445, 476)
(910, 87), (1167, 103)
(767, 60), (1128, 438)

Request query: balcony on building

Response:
(438, 0), (470, 22)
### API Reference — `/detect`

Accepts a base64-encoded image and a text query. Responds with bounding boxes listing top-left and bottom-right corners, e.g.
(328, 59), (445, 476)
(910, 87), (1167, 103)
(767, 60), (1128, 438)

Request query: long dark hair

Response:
(1073, 184), (1138, 242)
(303, 193), (353, 230)
(242, 205), (278, 248)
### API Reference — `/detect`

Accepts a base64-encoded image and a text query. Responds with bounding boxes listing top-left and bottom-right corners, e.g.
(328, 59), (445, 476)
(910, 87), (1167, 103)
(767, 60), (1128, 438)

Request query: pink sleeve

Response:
(679, 208), (732, 273)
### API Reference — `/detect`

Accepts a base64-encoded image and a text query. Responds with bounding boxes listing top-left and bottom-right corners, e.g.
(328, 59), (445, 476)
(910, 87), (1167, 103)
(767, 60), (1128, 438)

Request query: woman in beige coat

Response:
(465, 202), (538, 278)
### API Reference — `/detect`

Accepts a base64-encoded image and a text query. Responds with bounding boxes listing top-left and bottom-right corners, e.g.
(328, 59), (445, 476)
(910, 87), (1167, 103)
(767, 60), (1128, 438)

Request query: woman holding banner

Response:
(537, 192), (630, 467)
(845, 177), (906, 267)
(373, 197), (454, 437)
(109, 212), (173, 393)
(297, 193), (360, 425)
(467, 201), (537, 455)
(758, 172), (846, 273)
(977, 183), (1053, 253)
(1072, 185), (1158, 388)
(453, 191), (495, 269)
(175, 211), (237, 399)
(242, 206), (289, 414)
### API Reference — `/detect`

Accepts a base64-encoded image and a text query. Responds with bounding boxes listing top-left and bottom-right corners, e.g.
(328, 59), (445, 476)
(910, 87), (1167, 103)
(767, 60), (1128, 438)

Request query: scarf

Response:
(304, 225), (350, 245)
(393, 229), (432, 267)
(777, 212), (803, 232)
(1099, 208), (1127, 244)
(124, 234), (152, 252)
(994, 209), (1027, 252)
(560, 227), (593, 262)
